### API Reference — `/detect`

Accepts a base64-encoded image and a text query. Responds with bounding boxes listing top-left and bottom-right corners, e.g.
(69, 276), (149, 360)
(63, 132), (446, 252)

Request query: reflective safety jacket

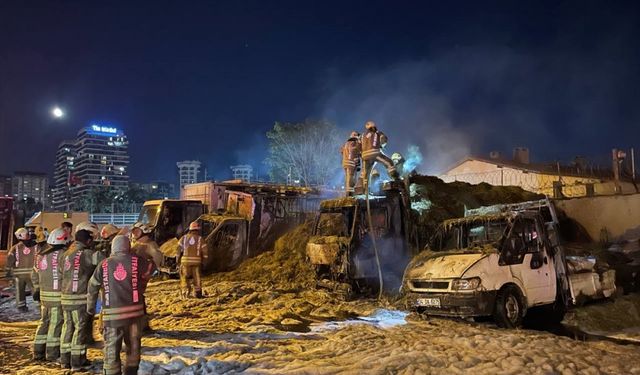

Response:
(6, 241), (38, 277)
(361, 130), (388, 160)
(131, 239), (163, 270)
(341, 137), (362, 168)
(32, 245), (66, 307)
(88, 253), (155, 327)
(60, 241), (104, 310)
(177, 233), (206, 266)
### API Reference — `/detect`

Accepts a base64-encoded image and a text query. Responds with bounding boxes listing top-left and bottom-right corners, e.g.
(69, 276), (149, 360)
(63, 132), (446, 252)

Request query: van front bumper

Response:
(406, 290), (497, 317)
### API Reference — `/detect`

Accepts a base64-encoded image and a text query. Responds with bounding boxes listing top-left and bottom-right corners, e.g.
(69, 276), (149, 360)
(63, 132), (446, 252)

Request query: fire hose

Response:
(364, 164), (384, 300)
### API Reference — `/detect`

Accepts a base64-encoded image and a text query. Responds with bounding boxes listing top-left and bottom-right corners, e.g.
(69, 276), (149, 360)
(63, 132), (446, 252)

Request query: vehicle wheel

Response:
(493, 285), (524, 328)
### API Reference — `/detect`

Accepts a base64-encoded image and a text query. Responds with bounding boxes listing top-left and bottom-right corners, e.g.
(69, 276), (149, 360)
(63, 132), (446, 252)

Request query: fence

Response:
(90, 213), (139, 226)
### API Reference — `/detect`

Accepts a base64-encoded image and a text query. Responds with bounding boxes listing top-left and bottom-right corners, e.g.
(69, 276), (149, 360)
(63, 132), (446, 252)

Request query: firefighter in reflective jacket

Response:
(6, 227), (39, 311)
(360, 121), (400, 191)
(177, 221), (207, 299)
(87, 235), (155, 375)
(97, 223), (120, 258)
(31, 228), (70, 361)
(341, 131), (361, 196)
(59, 223), (104, 370)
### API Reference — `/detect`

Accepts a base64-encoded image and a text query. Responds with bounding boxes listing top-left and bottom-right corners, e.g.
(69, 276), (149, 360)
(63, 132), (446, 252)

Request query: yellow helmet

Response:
(100, 224), (120, 239)
(365, 121), (376, 130)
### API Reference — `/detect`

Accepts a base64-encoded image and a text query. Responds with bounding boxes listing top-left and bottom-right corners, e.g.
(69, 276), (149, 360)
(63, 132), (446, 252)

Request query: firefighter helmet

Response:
(48, 228), (70, 245)
(100, 224), (120, 239)
(75, 221), (100, 239)
(132, 222), (153, 235)
(350, 131), (360, 138)
(365, 121), (376, 130)
(15, 227), (29, 240)
(391, 152), (404, 163)
(189, 221), (201, 231)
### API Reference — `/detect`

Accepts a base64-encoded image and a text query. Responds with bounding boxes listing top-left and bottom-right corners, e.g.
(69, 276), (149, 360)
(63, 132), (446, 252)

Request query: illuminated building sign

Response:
(90, 124), (118, 134)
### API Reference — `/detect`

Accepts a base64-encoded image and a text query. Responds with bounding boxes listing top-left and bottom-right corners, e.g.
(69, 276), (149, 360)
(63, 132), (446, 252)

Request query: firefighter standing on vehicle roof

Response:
(360, 121), (400, 191)
(97, 224), (120, 258)
(177, 221), (207, 299)
(6, 227), (39, 311)
(341, 131), (361, 197)
(59, 222), (104, 370)
(88, 235), (155, 375)
(130, 222), (162, 332)
(31, 228), (70, 361)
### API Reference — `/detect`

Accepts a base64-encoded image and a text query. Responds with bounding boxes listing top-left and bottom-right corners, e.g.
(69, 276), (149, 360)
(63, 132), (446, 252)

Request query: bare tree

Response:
(266, 120), (343, 187)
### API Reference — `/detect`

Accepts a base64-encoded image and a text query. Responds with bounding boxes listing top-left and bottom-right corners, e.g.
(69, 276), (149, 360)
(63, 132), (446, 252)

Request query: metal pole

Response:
(632, 147), (636, 181)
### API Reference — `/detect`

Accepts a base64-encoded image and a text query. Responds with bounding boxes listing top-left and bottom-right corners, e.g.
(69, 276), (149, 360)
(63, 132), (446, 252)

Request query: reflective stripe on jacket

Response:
(361, 130), (388, 159)
(178, 234), (205, 266)
(341, 138), (361, 168)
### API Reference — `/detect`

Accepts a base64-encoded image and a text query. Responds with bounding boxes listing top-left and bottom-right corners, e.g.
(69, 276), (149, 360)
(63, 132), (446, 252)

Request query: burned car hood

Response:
(404, 249), (495, 280)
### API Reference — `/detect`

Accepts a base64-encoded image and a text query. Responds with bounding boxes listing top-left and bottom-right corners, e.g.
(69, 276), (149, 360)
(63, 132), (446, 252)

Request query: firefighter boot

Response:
(59, 352), (71, 369)
(71, 356), (92, 371)
(195, 290), (203, 299)
(125, 366), (139, 375)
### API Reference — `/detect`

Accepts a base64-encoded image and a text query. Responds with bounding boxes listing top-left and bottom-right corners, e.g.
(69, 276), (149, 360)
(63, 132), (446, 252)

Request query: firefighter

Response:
(360, 121), (400, 192)
(341, 131), (361, 196)
(59, 222), (104, 370)
(6, 228), (39, 311)
(31, 228), (70, 361)
(97, 223), (120, 258)
(391, 152), (406, 177)
(177, 221), (207, 299)
(34, 226), (48, 246)
(130, 222), (162, 332)
(88, 235), (155, 375)
(131, 222), (163, 270)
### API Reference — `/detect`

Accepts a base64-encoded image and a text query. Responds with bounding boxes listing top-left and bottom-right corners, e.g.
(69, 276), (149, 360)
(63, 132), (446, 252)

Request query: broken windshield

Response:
(430, 219), (509, 252)
(138, 204), (160, 226)
(315, 208), (354, 237)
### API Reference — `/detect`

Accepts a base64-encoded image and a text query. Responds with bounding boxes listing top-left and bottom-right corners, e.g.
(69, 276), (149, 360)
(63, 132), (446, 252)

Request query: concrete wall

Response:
(554, 193), (640, 242)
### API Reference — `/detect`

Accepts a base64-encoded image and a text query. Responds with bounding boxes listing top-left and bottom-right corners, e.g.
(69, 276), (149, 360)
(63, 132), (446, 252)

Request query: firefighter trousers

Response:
(61, 308), (89, 367)
(343, 166), (357, 196)
(15, 275), (34, 309)
(103, 319), (142, 375)
(33, 304), (63, 361)
(179, 264), (202, 297)
(359, 154), (399, 191)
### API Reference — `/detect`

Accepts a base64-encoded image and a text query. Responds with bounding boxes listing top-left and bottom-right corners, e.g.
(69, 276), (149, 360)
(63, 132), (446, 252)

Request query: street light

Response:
(51, 107), (64, 118)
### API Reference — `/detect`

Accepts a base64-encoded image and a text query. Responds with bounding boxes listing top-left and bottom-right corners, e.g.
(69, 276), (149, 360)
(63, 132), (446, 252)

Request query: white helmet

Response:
(132, 222), (153, 235)
(15, 227), (29, 241)
(48, 228), (71, 245)
(391, 152), (404, 163)
(75, 221), (100, 239)
(189, 221), (201, 231)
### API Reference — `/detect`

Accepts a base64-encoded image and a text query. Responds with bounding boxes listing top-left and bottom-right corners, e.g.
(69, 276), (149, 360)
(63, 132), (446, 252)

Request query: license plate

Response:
(416, 297), (441, 307)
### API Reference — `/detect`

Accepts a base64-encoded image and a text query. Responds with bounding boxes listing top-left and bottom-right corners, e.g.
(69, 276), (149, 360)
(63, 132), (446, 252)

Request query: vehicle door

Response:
(500, 217), (555, 305)
(206, 220), (245, 271)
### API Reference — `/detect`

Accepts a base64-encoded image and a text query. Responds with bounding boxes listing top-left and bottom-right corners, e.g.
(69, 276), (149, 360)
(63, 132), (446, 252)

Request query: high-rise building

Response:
(177, 160), (202, 187)
(0, 175), (12, 197)
(230, 164), (253, 182)
(52, 124), (129, 210)
(12, 172), (49, 209)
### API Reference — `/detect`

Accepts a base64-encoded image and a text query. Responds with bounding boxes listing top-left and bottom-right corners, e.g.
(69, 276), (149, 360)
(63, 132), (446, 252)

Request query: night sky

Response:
(1, 1), (639, 184)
